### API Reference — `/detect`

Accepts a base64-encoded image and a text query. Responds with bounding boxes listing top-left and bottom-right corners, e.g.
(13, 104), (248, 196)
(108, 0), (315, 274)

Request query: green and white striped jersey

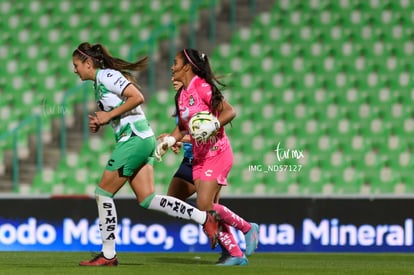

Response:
(94, 68), (154, 142)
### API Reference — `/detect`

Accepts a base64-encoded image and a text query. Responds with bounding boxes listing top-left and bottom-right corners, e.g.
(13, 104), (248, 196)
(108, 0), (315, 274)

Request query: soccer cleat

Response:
(79, 252), (118, 266)
(203, 210), (221, 249)
(244, 223), (259, 256)
(216, 254), (248, 266)
(215, 248), (232, 264)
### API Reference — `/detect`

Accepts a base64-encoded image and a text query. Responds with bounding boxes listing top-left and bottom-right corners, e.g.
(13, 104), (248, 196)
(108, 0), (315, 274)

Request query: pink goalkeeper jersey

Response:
(178, 75), (231, 160)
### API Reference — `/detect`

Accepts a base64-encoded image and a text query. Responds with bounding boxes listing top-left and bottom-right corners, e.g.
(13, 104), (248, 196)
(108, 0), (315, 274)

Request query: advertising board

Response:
(0, 197), (413, 252)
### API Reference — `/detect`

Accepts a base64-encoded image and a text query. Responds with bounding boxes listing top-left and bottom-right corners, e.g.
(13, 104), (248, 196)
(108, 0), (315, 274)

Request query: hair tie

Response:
(183, 49), (201, 71)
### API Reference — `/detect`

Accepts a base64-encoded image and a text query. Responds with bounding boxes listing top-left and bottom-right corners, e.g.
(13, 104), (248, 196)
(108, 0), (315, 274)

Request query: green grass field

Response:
(1, 252), (414, 274)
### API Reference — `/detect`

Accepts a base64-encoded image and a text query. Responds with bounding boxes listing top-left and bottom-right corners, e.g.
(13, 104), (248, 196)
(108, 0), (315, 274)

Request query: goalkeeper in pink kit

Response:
(155, 49), (259, 265)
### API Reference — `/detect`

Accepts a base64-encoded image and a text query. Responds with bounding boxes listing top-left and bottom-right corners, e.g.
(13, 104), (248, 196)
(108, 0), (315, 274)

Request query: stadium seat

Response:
(1, 0), (413, 196)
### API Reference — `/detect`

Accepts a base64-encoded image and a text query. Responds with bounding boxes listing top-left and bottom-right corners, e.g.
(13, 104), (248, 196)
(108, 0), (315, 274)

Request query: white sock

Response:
(96, 194), (117, 259)
(145, 194), (207, 225)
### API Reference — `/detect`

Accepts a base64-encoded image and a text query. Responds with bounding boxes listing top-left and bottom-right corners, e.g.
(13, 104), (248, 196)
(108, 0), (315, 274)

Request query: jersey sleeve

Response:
(98, 69), (131, 96)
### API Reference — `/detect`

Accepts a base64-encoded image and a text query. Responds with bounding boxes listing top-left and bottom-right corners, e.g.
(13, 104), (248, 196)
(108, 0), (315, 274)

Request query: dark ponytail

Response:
(180, 49), (225, 115)
(73, 42), (149, 83)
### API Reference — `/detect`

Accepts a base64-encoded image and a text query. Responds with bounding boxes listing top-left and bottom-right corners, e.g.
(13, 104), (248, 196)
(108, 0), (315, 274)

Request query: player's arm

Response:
(163, 125), (185, 147)
(157, 132), (189, 153)
(181, 134), (191, 143)
(171, 134), (192, 154)
(155, 125), (185, 161)
(217, 99), (236, 127)
(169, 134), (191, 153)
(95, 84), (143, 125)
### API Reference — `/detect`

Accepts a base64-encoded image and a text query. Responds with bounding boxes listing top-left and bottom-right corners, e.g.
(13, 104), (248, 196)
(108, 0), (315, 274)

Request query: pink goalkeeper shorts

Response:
(192, 145), (233, 185)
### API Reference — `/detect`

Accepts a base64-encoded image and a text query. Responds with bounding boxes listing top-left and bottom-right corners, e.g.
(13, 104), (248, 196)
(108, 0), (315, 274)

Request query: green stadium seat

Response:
(332, 166), (363, 194)
(369, 165), (401, 194)
(300, 168), (328, 195)
(31, 168), (56, 194)
(0, 0), (412, 196)
(262, 170), (292, 195)
(273, 0), (300, 13)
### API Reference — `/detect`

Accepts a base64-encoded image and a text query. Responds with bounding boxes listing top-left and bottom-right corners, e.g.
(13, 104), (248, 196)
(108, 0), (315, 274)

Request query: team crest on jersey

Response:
(189, 95), (195, 106)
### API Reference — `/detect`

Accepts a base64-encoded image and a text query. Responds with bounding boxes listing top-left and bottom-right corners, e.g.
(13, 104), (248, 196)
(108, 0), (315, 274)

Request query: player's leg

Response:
(80, 135), (149, 266)
(213, 203), (259, 256)
(170, 158), (232, 257)
(212, 147), (258, 255)
(167, 158), (196, 201)
(195, 178), (247, 264)
(79, 169), (128, 266)
(195, 147), (258, 259)
(216, 223), (248, 266)
(167, 176), (196, 201)
(129, 162), (219, 241)
(192, 178), (223, 248)
(194, 178), (221, 211)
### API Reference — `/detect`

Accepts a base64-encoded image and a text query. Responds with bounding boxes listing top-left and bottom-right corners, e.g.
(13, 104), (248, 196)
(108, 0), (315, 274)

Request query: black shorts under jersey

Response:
(173, 157), (194, 184)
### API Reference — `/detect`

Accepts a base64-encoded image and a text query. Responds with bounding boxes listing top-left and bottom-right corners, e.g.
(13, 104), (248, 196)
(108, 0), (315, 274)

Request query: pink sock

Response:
(218, 223), (243, 257)
(213, 203), (251, 233)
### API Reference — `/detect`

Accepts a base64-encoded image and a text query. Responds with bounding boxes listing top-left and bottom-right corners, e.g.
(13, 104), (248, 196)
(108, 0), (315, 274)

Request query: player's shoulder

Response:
(193, 76), (209, 87)
(193, 76), (211, 95)
(96, 68), (123, 82)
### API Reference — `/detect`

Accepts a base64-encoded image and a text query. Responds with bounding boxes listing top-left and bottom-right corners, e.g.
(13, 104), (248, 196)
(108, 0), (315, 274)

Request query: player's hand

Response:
(95, 111), (112, 125)
(88, 115), (100, 133)
(154, 136), (176, 161)
(157, 133), (181, 154)
(171, 142), (182, 154)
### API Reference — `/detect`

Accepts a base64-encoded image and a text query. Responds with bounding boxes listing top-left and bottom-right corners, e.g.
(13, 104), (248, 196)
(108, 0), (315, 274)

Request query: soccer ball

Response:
(188, 111), (218, 138)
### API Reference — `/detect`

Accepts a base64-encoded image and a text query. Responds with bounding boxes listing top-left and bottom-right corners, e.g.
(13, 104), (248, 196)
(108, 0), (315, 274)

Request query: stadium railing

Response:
(59, 83), (90, 160)
(128, 23), (177, 92)
(0, 114), (43, 191)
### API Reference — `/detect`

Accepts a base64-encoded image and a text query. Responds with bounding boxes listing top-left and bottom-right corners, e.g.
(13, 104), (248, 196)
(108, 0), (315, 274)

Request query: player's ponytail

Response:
(73, 42), (149, 72)
(174, 88), (186, 131)
(73, 42), (149, 86)
(181, 49), (225, 115)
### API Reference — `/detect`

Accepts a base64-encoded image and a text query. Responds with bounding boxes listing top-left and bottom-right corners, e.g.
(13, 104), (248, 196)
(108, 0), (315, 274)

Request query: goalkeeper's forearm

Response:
(217, 100), (237, 127)
(169, 125), (185, 143)
(181, 134), (191, 143)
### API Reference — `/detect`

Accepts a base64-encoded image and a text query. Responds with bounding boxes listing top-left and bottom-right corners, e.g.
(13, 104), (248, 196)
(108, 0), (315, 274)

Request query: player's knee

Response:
(196, 197), (213, 211)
